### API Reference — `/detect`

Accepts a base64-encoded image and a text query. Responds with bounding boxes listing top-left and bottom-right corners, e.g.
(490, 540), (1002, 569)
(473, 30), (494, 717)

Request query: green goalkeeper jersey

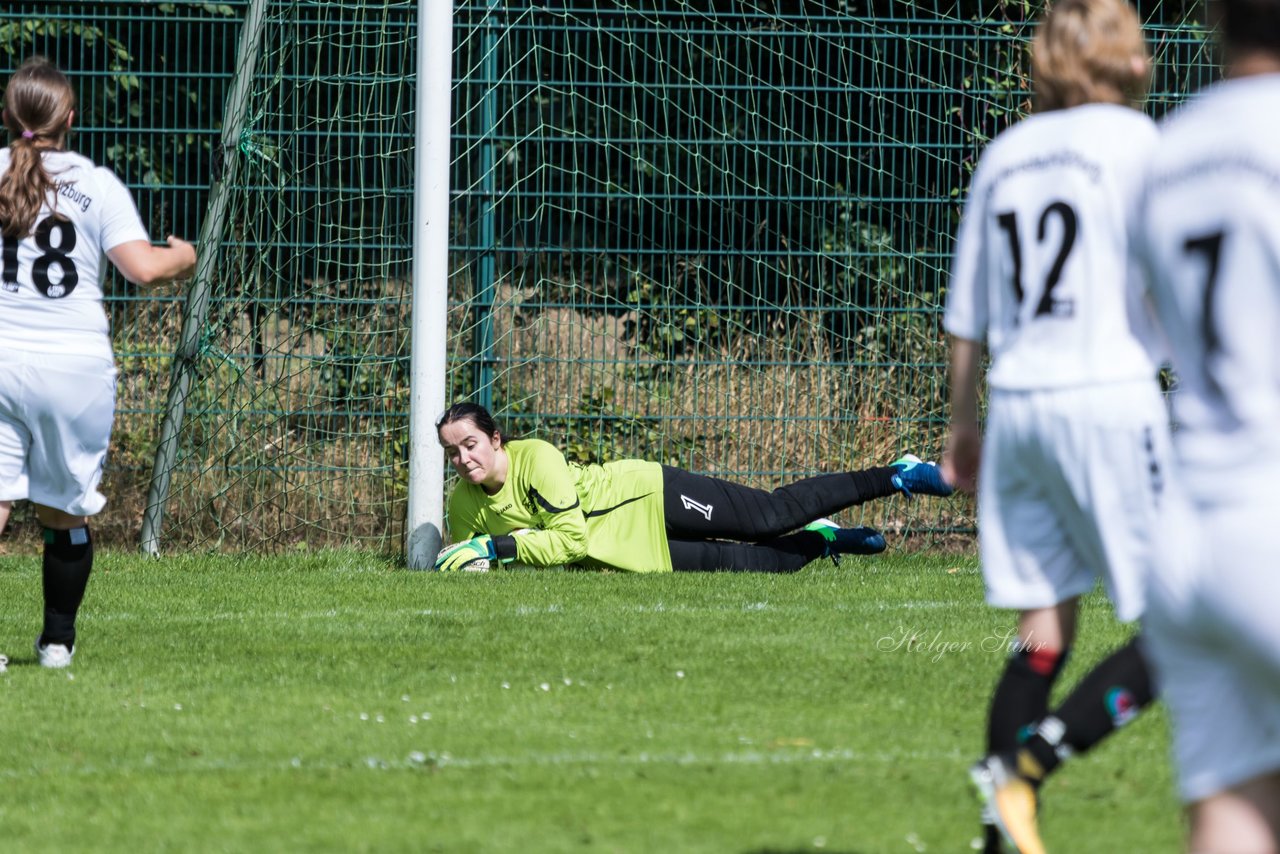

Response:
(445, 438), (673, 572)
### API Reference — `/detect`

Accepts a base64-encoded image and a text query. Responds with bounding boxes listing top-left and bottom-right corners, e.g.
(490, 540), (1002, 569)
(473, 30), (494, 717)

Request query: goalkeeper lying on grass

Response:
(433, 402), (951, 573)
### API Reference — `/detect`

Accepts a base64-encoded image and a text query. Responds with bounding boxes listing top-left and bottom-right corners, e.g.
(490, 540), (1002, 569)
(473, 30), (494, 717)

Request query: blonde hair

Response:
(0, 56), (76, 238)
(1032, 0), (1151, 112)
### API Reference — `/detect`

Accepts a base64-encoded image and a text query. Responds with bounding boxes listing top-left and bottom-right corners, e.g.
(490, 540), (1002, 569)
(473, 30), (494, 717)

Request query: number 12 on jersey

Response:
(996, 201), (1078, 322)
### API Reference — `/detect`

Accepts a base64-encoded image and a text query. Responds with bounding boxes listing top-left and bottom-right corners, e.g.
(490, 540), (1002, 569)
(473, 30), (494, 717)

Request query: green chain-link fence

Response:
(0, 1), (1215, 553)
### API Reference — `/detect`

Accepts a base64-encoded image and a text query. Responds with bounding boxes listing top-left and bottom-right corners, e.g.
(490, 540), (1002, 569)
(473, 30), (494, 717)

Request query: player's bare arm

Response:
(105, 234), (196, 285)
(943, 335), (982, 495)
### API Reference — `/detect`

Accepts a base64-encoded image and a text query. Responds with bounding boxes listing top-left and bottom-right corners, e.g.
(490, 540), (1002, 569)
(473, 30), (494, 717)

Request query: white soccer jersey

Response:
(0, 148), (149, 360)
(1136, 73), (1280, 804)
(1135, 75), (1280, 501)
(945, 104), (1160, 389)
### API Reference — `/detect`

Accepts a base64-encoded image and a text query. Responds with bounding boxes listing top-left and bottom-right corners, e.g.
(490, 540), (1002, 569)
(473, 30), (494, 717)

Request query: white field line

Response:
(0, 746), (966, 779)
(7, 600), (959, 625)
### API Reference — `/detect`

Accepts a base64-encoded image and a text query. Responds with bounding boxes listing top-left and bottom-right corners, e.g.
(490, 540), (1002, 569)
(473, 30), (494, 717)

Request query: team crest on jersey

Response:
(1105, 687), (1139, 727)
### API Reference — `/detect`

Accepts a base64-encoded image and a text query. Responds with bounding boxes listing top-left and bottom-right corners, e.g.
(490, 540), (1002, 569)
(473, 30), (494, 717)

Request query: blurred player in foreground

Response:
(1134, 0), (1280, 849)
(0, 57), (196, 667)
(433, 401), (951, 573)
(941, 1), (1172, 850)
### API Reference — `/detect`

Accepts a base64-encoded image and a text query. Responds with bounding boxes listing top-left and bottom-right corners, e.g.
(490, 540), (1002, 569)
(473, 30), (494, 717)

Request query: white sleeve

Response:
(93, 167), (151, 251)
(1123, 125), (1171, 366)
(1126, 223), (1172, 367)
(944, 170), (989, 342)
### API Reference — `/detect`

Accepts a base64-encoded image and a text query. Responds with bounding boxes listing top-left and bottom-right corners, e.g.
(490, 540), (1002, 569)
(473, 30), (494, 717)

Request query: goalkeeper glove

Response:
(433, 535), (497, 572)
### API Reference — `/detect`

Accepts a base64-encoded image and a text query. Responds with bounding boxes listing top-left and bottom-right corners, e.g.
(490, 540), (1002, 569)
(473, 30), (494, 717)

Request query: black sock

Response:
(849, 466), (900, 502)
(40, 526), (93, 648)
(1019, 637), (1155, 782)
(987, 642), (1070, 754)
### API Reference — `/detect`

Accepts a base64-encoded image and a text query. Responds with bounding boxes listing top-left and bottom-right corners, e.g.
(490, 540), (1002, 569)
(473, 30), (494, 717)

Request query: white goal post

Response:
(405, 0), (455, 569)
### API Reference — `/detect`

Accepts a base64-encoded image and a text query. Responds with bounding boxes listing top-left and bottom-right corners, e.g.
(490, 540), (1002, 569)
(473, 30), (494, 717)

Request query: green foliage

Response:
(0, 19), (128, 63)
(625, 271), (740, 359)
(1, 7), (234, 237)
(508, 387), (705, 467)
(0, 4), (1217, 551)
(318, 332), (399, 413)
(822, 199), (911, 305)
(158, 3), (238, 14)
(0, 550), (1181, 853)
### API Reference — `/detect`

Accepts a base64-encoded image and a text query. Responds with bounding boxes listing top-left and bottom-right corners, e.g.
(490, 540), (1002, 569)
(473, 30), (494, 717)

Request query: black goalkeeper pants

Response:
(660, 464), (899, 573)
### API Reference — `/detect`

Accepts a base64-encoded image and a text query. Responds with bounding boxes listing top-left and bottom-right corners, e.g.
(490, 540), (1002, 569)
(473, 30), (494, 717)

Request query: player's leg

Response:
(996, 381), (1169, 787)
(973, 635), (1157, 854)
(668, 538), (807, 573)
(1011, 636), (1156, 788)
(968, 389), (1097, 854)
(1143, 490), (1280, 853)
(973, 393), (1087, 752)
(971, 603), (1075, 854)
(0, 357), (32, 662)
(661, 463), (894, 541)
(1151, 616), (1280, 854)
(972, 602), (1075, 854)
(33, 504), (93, 666)
(0, 498), (11, 668)
(973, 530), (1080, 853)
(0, 368), (31, 524)
(24, 353), (115, 668)
(660, 460), (945, 542)
(667, 524), (884, 572)
(1188, 773), (1280, 854)
(987, 602), (1078, 754)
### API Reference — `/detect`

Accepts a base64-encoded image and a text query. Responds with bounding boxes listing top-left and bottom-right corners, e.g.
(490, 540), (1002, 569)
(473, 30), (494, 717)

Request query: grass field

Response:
(0, 550), (1182, 853)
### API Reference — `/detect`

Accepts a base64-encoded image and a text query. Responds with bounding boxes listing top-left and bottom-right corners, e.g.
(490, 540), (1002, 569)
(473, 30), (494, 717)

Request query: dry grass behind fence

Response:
(0, 275), (972, 556)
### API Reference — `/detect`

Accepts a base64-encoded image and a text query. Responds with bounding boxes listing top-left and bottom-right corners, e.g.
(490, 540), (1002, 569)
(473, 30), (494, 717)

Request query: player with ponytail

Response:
(0, 56), (196, 667)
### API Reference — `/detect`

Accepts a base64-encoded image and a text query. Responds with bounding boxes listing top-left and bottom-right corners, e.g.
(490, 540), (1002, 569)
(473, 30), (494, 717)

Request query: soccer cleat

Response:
(35, 637), (74, 669)
(979, 803), (1007, 853)
(0, 653), (8, 673)
(981, 821), (1006, 853)
(804, 518), (887, 560)
(970, 754), (1046, 854)
(890, 453), (953, 498)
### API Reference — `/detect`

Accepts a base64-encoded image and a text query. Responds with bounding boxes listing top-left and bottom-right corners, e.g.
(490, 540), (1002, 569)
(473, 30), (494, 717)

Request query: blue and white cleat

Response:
(805, 518), (887, 560)
(890, 453), (953, 498)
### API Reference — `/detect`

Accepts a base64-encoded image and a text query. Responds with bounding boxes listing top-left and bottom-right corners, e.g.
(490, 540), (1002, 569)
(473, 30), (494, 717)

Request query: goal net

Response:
(141, 0), (1213, 551)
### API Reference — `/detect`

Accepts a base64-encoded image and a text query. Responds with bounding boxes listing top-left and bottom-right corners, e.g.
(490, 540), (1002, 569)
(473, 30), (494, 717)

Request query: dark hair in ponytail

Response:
(0, 56), (76, 239)
(436, 402), (513, 446)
